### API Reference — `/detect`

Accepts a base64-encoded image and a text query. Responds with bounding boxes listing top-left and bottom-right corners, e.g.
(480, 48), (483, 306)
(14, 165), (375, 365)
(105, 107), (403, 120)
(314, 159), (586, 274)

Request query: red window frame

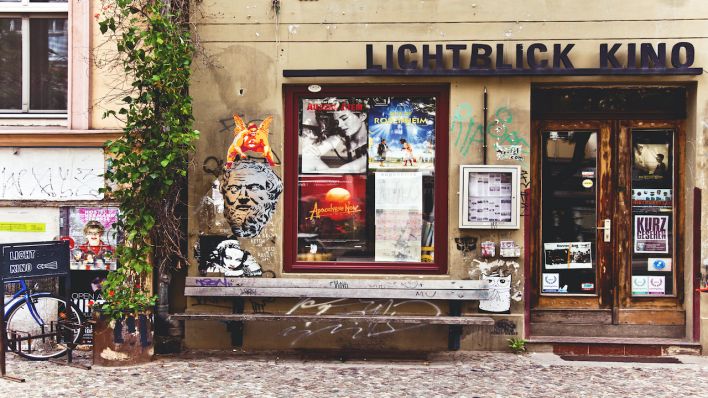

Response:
(283, 84), (450, 274)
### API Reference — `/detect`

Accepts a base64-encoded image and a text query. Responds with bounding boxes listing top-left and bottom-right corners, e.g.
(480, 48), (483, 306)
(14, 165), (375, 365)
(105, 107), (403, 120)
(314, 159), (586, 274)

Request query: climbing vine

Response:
(97, 0), (199, 320)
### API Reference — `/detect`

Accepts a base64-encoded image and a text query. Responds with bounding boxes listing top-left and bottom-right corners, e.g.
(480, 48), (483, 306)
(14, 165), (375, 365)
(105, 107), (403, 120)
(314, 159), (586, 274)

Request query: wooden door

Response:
(529, 120), (685, 338)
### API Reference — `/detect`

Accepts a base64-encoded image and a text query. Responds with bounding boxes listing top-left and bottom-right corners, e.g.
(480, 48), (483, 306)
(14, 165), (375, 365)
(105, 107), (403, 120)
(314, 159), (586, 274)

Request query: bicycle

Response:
(3, 279), (85, 360)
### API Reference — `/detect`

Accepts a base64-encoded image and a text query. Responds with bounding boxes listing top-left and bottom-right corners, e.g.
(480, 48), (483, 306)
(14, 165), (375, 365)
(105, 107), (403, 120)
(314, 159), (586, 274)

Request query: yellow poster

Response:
(0, 222), (46, 233)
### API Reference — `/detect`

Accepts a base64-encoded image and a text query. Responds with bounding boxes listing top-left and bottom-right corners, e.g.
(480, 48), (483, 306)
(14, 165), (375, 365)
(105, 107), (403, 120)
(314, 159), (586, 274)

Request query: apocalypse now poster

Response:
(298, 175), (367, 252)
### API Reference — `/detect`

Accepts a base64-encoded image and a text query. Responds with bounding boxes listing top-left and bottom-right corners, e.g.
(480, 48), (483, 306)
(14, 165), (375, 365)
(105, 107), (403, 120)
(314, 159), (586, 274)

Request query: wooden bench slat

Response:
(184, 286), (489, 300)
(187, 277), (488, 290)
(171, 313), (495, 326)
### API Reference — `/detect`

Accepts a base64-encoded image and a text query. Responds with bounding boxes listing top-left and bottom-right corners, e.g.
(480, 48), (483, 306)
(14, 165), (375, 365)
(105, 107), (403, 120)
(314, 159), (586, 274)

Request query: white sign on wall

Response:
(0, 207), (60, 243)
(0, 148), (105, 200)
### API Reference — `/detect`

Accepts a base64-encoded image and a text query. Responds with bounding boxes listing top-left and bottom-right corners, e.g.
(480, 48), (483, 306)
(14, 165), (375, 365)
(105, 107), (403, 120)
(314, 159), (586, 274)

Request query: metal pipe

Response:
(483, 87), (488, 165)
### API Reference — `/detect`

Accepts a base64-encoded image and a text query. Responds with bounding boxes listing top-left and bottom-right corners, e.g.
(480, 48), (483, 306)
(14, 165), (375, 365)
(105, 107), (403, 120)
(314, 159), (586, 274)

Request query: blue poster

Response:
(367, 97), (436, 170)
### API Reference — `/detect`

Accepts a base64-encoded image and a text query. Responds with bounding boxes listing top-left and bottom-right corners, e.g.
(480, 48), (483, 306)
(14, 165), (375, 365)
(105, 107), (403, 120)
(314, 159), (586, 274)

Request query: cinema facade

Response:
(182, 1), (708, 354)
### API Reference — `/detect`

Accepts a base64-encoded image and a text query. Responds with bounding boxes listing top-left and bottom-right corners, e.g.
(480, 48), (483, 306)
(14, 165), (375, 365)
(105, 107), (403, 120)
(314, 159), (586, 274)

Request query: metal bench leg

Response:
(227, 298), (245, 348)
(448, 301), (462, 351)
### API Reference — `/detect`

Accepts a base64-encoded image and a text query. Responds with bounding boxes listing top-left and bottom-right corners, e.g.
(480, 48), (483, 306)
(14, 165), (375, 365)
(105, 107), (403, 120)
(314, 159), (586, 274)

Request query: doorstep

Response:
(527, 336), (702, 356)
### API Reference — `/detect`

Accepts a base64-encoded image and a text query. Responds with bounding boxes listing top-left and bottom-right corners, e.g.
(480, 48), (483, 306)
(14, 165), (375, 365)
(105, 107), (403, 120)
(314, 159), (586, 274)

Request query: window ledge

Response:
(0, 129), (122, 147)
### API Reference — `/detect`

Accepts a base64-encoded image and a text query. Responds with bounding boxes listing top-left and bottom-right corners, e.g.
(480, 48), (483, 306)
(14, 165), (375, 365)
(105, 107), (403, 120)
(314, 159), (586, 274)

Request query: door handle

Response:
(596, 219), (611, 242)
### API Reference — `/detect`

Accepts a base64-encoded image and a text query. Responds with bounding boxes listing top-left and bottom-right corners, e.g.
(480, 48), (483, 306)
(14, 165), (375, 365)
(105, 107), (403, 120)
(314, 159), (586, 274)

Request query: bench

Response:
(171, 277), (493, 350)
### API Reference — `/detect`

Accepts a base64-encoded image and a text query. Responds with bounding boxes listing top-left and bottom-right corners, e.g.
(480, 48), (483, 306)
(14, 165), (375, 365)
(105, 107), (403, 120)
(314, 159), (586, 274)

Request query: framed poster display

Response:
(459, 165), (521, 229)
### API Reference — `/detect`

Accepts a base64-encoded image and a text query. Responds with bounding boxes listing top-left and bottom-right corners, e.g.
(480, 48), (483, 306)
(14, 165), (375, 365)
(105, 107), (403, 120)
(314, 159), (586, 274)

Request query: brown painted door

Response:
(530, 120), (685, 338)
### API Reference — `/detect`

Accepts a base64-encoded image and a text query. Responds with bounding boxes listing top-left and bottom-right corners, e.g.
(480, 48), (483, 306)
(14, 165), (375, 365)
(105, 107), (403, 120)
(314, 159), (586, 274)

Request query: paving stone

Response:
(0, 350), (706, 397)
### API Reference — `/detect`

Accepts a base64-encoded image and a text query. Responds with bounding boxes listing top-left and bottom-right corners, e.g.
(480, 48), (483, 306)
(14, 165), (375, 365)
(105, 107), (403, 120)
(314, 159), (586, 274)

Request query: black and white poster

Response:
(543, 242), (592, 269)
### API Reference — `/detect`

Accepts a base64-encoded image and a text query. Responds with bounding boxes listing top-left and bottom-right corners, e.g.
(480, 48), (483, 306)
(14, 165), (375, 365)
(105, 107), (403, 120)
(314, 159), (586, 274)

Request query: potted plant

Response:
(93, 0), (199, 365)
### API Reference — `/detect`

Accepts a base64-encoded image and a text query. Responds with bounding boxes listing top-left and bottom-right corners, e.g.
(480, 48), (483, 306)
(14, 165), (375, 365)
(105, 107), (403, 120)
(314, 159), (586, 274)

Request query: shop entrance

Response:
(529, 87), (686, 338)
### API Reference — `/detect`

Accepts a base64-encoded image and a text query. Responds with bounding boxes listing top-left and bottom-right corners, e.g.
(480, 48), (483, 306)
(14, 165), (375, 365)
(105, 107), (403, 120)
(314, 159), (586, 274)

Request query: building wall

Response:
(186, 0), (708, 351)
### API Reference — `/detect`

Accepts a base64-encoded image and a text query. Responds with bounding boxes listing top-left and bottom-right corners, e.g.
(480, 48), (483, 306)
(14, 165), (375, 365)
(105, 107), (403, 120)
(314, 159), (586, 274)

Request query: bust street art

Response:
(200, 122), (283, 277)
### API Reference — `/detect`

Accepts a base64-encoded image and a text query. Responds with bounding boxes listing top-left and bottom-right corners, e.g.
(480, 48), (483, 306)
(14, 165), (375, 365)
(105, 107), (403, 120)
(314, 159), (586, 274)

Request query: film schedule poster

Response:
(634, 215), (669, 254)
(466, 172), (513, 223)
(543, 242), (592, 269)
(374, 172), (423, 262)
(68, 207), (119, 271)
(367, 97), (436, 170)
(298, 175), (367, 252)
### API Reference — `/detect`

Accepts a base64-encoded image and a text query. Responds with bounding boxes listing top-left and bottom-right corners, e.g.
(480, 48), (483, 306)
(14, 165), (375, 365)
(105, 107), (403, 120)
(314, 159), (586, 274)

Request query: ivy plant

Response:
(97, 0), (199, 321)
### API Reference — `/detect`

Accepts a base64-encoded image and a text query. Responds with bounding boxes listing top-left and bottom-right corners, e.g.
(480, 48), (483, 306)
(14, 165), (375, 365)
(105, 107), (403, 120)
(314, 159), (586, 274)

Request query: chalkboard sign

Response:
(0, 241), (69, 280)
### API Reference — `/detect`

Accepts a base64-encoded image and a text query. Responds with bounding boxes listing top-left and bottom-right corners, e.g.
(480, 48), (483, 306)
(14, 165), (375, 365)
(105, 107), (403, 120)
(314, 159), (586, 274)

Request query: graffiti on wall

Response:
(0, 148), (105, 200)
(451, 104), (529, 162)
(478, 274), (512, 313)
(196, 110), (284, 278)
(227, 115), (275, 167)
(280, 298), (441, 345)
(217, 115), (282, 166)
(469, 259), (523, 305)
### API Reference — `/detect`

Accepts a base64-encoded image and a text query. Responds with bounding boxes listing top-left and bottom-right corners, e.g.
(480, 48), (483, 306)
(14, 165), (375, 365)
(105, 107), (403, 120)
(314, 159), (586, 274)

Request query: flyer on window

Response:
(298, 175), (367, 250)
(68, 207), (119, 271)
(367, 97), (436, 170)
(634, 215), (669, 253)
(543, 242), (592, 269)
(374, 172), (423, 262)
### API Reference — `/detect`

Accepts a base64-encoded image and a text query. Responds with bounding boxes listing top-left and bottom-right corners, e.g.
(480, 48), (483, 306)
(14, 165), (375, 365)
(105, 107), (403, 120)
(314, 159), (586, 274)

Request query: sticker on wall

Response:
(495, 143), (524, 161)
(648, 276), (666, 295)
(478, 274), (511, 313)
(220, 160), (283, 238)
(499, 240), (520, 258)
(634, 215), (669, 253)
(481, 241), (496, 258)
(581, 170), (595, 178)
(581, 282), (594, 291)
(227, 115), (274, 167)
(648, 258), (672, 272)
(632, 276), (649, 295)
(543, 242), (592, 269)
(582, 179), (594, 188)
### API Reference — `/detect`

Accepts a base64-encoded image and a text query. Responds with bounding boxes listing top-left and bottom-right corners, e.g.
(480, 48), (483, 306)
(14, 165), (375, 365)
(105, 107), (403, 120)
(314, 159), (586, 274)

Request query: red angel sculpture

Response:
(226, 115), (275, 167)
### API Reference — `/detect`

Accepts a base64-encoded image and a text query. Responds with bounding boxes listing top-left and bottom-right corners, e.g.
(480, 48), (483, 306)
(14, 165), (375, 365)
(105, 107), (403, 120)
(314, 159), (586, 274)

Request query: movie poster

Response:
(634, 215), (669, 253)
(374, 172), (423, 262)
(367, 97), (436, 170)
(632, 136), (671, 189)
(543, 242), (592, 269)
(68, 207), (119, 271)
(70, 270), (107, 343)
(299, 98), (369, 174)
(298, 175), (367, 254)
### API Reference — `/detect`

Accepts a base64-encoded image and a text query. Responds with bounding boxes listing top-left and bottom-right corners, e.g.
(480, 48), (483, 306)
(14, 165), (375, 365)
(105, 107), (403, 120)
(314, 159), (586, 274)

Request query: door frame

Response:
(529, 119), (686, 322)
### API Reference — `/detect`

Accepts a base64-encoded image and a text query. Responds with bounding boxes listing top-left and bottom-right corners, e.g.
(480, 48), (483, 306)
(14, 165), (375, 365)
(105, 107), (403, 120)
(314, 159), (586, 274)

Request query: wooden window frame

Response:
(0, 0), (97, 136)
(282, 83), (450, 274)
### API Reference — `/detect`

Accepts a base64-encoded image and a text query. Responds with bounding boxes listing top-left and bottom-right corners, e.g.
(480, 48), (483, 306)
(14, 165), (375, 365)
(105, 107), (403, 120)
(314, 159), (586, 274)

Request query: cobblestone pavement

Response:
(1, 350), (707, 398)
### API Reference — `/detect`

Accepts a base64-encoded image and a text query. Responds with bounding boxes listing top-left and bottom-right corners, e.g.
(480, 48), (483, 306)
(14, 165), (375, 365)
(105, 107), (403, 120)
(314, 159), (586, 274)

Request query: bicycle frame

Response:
(3, 279), (51, 327)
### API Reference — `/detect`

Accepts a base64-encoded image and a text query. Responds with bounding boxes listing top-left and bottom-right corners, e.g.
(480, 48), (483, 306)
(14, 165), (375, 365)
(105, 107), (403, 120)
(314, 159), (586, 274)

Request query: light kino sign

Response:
(284, 42), (701, 77)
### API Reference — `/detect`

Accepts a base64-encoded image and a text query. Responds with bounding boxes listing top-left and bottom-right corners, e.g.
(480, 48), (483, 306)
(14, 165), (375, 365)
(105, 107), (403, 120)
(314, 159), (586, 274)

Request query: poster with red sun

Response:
(298, 175), (368, 257)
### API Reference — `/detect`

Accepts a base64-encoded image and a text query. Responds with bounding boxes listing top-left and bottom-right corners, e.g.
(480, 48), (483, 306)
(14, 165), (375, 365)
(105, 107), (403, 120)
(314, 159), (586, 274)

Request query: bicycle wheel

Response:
(5, 294), (85, 360)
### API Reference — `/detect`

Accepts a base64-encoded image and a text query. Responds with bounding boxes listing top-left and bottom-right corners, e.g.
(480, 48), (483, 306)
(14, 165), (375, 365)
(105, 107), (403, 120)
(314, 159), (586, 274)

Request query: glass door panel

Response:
(630, 129), (675, 296)
(541, 130), (598, 295)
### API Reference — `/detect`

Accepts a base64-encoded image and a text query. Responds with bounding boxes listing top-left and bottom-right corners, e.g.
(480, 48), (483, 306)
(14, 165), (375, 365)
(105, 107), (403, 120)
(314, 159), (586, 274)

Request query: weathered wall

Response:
(186, 0), (708, 351)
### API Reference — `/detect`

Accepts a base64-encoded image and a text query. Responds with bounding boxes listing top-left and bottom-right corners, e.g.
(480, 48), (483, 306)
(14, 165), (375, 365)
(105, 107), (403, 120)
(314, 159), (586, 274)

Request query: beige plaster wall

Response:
(185, 0), (708, 351)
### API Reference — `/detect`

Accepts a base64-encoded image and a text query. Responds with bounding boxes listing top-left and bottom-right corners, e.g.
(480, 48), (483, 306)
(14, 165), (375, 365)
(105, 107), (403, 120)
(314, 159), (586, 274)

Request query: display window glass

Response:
(284, 85), (449, 273)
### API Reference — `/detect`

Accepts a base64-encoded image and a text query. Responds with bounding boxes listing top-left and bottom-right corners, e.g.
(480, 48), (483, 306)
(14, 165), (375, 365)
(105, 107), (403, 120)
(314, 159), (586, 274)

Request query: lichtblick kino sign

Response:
(0, 241), (69, 280)
(283, 42), (701, 77)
